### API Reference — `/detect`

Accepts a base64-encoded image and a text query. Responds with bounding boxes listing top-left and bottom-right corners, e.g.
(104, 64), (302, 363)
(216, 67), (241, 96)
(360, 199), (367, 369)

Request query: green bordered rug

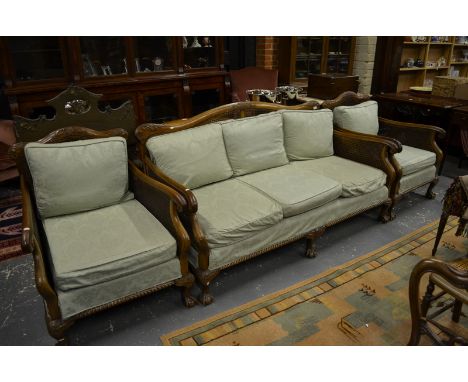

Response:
(162, 218), (468, 345)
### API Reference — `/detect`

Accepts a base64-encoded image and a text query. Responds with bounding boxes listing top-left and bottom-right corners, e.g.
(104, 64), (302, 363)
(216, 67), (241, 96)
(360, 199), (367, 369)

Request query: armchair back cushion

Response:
(221, 112), (288, 176)
(146, 123), (233, 189)
(282, 109), (334, 160)
(333, 100), (379, 135)
(25, 137), (131, 219)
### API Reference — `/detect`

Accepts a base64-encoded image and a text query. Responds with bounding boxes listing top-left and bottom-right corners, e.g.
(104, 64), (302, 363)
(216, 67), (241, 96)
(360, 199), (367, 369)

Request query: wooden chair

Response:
(229, 66), (278, 102)
(11, 126), (195, 344)
(408, 257), (468, 345)
(322, 91), (445, 218)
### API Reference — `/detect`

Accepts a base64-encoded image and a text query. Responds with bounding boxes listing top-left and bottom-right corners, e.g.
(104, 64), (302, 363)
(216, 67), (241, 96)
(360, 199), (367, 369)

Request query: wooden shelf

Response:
(451, 62), (468, 65)
(400, 67), (425, 71)
(429, 42), (452, 46)
(454, 44), (468, 47)
(403, 42), (428, 45)
(426, 66), (449, 70)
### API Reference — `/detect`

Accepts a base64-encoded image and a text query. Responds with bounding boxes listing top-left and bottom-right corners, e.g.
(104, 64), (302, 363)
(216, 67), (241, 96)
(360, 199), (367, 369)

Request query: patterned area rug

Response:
(162, 218), (468, 345)
(0, 192), (22, 261)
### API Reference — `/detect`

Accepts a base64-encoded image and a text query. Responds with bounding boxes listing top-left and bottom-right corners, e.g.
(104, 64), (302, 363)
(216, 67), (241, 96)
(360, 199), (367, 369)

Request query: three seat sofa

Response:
(136, 101), (400, 304)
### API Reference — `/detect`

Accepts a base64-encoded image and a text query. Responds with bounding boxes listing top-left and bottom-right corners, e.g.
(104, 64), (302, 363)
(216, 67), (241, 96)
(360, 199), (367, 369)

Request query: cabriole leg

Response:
(305, 228), (325, 258)
(425, 177), (439, 199)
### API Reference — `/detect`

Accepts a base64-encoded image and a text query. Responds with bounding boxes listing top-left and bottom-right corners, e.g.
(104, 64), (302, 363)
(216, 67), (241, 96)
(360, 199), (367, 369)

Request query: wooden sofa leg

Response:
(379, 200), (396, 223)
(176, 273), (198, 308)
(305, 228), (325, 258)
(425, 177), (438, 199)
(452, 299), (463, 323)
(193, 268), (220, 306)
(47, 317), (74, 346)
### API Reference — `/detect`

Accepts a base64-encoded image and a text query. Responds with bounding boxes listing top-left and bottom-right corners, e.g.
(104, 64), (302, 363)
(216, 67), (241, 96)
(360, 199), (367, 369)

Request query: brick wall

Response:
(352, 37), (377, 94)
(256, 37), (279, 69)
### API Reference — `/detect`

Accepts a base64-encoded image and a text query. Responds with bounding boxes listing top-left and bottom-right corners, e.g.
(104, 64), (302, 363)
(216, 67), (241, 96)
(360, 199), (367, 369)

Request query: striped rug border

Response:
(162, 218), (457, 345)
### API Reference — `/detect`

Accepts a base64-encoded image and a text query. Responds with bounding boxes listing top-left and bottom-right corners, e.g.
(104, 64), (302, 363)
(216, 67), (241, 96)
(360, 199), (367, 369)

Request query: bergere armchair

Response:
(322, 91), (445, 218)
(11, 126), (195, 345)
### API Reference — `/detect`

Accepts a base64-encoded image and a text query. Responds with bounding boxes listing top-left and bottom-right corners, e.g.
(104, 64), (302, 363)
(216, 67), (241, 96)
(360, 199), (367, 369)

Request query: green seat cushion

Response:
(292, 156), (387, 197)
(395, 145), (436, 175)
(25, 137), (131, 219)
(282, 109), (334, 160)
(192, 179), (283, 247)
(333, 100), (379, 135)
(221, 112), (289, 176)
(238, 164), (342, 218)
(146, 123), (233, 189)
(43, 199), (177, 291)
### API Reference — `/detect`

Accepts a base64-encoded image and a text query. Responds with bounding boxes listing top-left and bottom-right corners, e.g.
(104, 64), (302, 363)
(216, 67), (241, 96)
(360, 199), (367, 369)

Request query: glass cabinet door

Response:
(295, 37), (323, 80)
(133, 37), (175, 73)
(327, 37), (352, 74)
(183, 37), (216, 70)
(144, 93), (179, 123)
(79, 37), (127, 77)
(7, 37), (65, 82)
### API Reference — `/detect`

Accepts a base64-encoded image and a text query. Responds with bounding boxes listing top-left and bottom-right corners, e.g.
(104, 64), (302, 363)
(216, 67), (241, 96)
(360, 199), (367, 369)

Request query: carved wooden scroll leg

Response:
(432, 212), (448, 256)
(379, 199), (396, 223)
(425, 177), (439, 199)
(175, 273), (197, 308)
(305, 227), (326, 258)
(193, 268), (220, 306)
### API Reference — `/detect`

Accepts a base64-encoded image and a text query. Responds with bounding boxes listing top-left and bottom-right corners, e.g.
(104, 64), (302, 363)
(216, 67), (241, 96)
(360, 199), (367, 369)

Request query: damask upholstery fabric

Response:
(25, 137), (131, 218)
(192, 179), (283, 247)
(221, 112), (289, 176)
(292, 156), (387, 197)
(333, 101), (379, 135)
(43, 199), (177, 291)
(195, 186), (389, 270)
(57, 257), (182, 319)
(238, 164), (342, 218)
(398, 165), (436, 194)
(281, 109), (334, 160)
(394, 145), (436, 175)
(146, 123), (233, 189)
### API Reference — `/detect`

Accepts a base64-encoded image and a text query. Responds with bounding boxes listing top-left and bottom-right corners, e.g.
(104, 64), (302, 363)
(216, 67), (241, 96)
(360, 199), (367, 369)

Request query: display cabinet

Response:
(0, 36), (228, 125)
(372, 36), (468, 94)
(278, 37), (356, 87)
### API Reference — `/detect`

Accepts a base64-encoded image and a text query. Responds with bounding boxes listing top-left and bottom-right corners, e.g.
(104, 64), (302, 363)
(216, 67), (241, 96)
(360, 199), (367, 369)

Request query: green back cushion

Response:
(146, 123), (233, 189)
(333, 100), (379, 135)
(25, 137), (132, 219)
(221, 112), (289, 176)
(282, 109), (334, 160)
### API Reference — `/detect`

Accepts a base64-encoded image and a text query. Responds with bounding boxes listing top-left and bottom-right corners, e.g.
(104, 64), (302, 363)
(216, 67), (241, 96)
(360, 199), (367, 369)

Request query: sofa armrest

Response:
(333, 128), (401, 190)
(378, 117), (445, 168)
(142, 156), (198, 214)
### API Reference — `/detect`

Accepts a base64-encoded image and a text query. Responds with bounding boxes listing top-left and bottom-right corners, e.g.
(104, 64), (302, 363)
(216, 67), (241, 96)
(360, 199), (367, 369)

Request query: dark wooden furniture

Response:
(450, 106), (468, 167)
(322, 91), (445, 217)
(373, 91), (468, 174)
(432, 176), (468, 256)
(12, 85), (137, 144)
(0, 119), (18, 182)
(0, 37), (228, 125)
(408, 257), (468, 345)
(278, 37), (356, 88)
(136, 101), (399, 304)
(307, 73), (359, 99)
(11, 126), (195, 344)
(372, 36), (468, 94)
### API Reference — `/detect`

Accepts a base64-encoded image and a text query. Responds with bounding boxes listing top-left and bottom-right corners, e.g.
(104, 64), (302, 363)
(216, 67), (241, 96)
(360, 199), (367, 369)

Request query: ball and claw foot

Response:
(305, 247), (317, 258)
(425, 190), (436, 200)
(183, 294), (198, 308)
(199, 288), (214, 306)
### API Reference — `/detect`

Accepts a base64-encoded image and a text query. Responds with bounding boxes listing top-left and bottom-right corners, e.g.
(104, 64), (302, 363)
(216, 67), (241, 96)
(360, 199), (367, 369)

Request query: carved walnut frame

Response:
(11, 126), (195, 345)
(135, 100), (398, 305)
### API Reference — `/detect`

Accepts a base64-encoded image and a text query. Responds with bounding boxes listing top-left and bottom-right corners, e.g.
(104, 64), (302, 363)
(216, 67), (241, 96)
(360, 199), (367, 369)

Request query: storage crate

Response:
(432, 76), (468, 97)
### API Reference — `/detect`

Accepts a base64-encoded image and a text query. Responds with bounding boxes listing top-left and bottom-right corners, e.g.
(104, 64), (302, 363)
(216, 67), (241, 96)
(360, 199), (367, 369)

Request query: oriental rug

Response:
(162, 218), (468, 345)
(0, 192), (22, 261)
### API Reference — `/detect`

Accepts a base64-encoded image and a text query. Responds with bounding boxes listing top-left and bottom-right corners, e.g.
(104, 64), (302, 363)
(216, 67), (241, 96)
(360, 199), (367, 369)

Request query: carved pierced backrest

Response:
(13, 85), (137, 144)
(321, 91), (371, 110)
